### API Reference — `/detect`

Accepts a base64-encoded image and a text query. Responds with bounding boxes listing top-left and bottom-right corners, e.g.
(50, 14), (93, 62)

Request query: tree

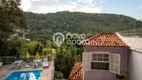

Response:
(25, 11), (142, 42)
(54, 71), (64, 79)
(7, 36), (23, 56)
(46, 40), (52, 48)
(0, 0), (27, 56)
(20, 41), (43, 56)
(55, 42), (81, 79)
(43, 47), (52, 56)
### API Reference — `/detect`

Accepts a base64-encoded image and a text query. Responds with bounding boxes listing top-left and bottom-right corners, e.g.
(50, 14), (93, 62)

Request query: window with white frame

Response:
(91, 52), (120, 75)
(91, 52), (109, 70)
(109, 53), (120, 74)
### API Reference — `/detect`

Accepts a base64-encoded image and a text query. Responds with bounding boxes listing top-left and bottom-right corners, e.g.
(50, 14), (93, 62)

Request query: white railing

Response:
(0, 56), (52, 64)
(51, 56), (55, 80)
(118, 28), (142, 37)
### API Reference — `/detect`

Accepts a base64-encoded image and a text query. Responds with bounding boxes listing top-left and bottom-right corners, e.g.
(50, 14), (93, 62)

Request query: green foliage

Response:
(43, 47), (52, 56)
(0, 0), (27, 56)
(25, 11), (142, 43)
(42, 40), (57, 61)
(55, 42), (81, 78)
(54, 71), (64, 79)
(46, 40), (52, 48)
(7, 36), (23, 56)
(8, 36), (23, 48)
(20, 41), (43, 56)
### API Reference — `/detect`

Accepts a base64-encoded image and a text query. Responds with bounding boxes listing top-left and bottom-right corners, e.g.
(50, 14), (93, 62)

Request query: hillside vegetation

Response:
(25, 11), (142, 44)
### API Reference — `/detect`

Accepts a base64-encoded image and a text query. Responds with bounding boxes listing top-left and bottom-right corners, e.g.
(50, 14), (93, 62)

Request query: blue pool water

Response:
(4, 70), (42, 80)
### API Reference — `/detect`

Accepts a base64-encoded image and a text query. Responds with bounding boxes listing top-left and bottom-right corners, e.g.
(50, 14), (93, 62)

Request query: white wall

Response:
(125, 37), (142, 49)
(128, 50), (142, 80)
(116, 34), (142, 80)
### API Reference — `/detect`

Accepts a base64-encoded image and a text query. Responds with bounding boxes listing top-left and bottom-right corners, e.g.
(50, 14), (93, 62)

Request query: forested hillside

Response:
(25, 11), (142, 44)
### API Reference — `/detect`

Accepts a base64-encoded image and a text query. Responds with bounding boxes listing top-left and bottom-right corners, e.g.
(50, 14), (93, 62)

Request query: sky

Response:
(20, 0), (142, 19)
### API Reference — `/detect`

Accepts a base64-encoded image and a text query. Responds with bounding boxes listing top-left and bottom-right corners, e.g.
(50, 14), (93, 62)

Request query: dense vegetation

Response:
(0, 0), (27, 56)
(25, 11), (142, 44)
(55, 40), (82, 79)
(1, 1), (142, 79)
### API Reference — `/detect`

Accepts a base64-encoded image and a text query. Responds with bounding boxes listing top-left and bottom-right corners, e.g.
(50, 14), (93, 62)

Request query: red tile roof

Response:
(68, 62), (84, 80)
(80, 33), (127, 47)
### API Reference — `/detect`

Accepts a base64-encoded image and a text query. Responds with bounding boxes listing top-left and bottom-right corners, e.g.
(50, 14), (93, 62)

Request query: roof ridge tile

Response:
(80, 33), (127, 47)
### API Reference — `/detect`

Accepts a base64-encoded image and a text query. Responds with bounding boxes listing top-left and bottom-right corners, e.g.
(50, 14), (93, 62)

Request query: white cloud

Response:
(78, 0), (96, 6)
(77, 7), (101, 13)
(20, 0), (101, 13)
(31, 3), (78, 13)
(20, 0), (46, 11)
(56, 0), (60, 4)
(78, 0), (94, 4)
(20, 0), (32, 11)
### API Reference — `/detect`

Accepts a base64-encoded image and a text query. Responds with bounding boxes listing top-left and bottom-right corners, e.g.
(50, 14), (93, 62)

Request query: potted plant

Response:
(0, 59), (2, 67)
(116, 72), (127, 79)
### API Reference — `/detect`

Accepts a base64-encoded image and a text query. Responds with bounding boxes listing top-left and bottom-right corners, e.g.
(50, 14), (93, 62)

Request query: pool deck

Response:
(0, 63), (53, 80)
(40, 65), (52, 80)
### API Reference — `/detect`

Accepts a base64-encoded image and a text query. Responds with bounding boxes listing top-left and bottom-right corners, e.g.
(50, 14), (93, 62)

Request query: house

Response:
(68, 62), (84, 80)
(119, 32), (142, 80)
(69, 33), (130, 80)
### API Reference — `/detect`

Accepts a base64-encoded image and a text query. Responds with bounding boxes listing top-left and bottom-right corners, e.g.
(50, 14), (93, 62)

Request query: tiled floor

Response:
(40, 66), (52, 80)
(0, 63), (53, 80)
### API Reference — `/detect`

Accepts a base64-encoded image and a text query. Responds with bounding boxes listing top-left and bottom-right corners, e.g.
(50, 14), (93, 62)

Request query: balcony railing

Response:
(118, 28), (142, 37)
(51, 56), (55, 80)
(0, 56), (52, 64)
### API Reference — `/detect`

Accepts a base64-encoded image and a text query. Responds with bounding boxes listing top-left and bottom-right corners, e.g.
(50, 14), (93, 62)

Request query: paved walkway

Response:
(40, 65), (52, 80)
(0, 63), (53, 80)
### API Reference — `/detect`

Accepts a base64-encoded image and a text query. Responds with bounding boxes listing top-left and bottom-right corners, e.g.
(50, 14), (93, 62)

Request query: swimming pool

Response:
(4, 70), (42, 80)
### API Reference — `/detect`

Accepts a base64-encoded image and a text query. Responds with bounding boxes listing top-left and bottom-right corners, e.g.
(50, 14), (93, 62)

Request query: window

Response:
(92, 54), (109, 62)
(91, 53), (109, 70)
(91, 62), (109, 70)
(83, 52), (120, 74)
(109, 53), (120, 74)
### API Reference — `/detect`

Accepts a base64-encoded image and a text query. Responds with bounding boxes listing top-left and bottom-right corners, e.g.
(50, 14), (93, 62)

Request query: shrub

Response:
(54, 71), (64, 79)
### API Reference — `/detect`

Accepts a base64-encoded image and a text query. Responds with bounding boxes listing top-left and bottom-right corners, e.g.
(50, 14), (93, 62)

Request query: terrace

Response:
(0, 56), (54, 80)
(118, 28), (142, 50)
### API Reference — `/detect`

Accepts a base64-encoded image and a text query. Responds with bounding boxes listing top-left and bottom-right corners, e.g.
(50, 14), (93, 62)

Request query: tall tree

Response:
(0, 0), (27, 56)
